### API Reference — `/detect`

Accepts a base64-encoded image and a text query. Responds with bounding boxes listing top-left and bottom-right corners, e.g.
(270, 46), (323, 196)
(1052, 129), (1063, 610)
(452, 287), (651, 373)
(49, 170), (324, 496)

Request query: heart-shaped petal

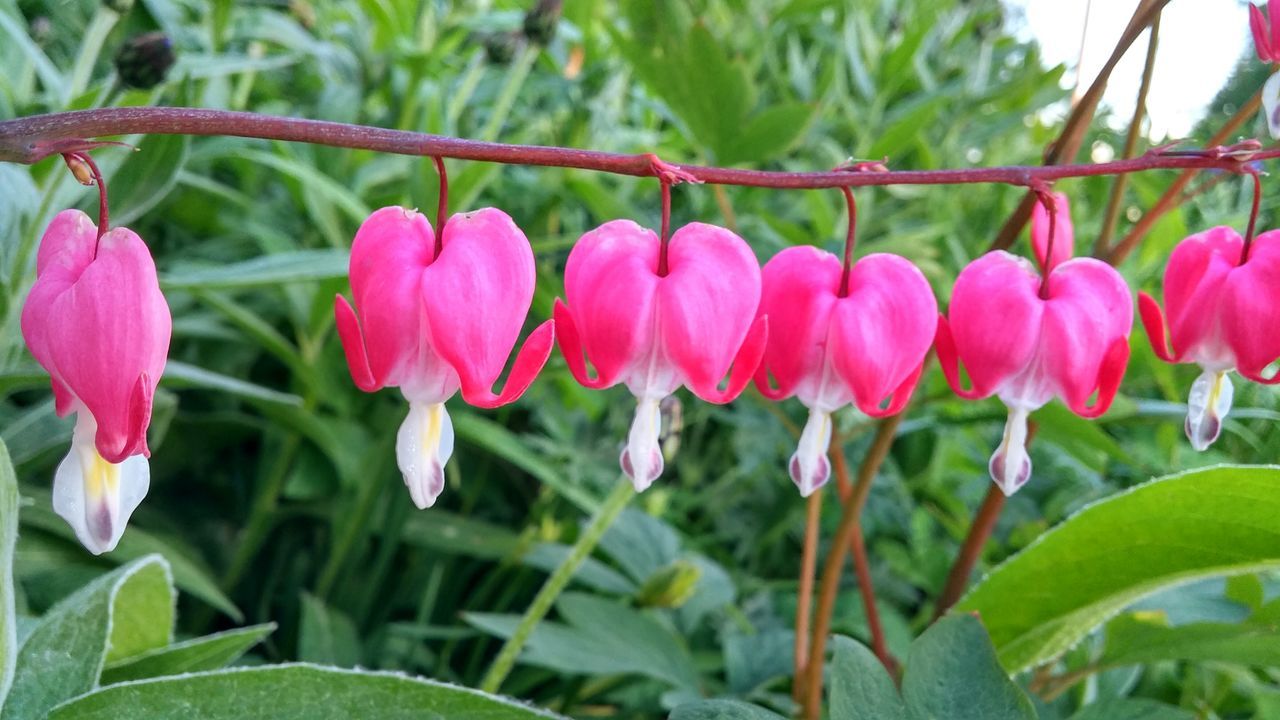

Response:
(1222, 229), (1280, 383)
(753, 246), (841, 403)
(1039, 258), (1133, 415)
(1160, 226), (1241, 366)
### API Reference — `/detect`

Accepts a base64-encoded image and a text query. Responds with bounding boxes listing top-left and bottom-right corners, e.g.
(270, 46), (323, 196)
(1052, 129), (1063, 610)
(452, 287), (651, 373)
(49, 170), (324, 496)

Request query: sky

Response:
(1004, 0), (1252, 138)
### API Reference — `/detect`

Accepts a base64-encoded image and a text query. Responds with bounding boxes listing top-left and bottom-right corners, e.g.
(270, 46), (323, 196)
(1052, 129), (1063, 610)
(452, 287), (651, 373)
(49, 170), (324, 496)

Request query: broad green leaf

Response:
(598, 509), (680, 583)
(101, 134), (191, 228)
(465, 592), (698, 689)
(397, 509), (522, 560)
(46, 664), (567, 719)
(162, 250), (349, 291)
(102, 624), (275, 684)
(901, 615), (1035, 720)
(298, 594), (361, 668)
(451, 412), (596, 512)
(723, 629), (793, 694)
(3, 555), (172, 720)
(720, 102), (815, 166)
(669, 700), (788, 720)
(1098, 612), (1280, 668)
(105, 561), (175, 664)
(162, 360), (303, 406)
(830, 636), (905, 720)
(958, 465), (1280, 672)
(1066, 699), (1193, 720)
(0, 441), (17, 709)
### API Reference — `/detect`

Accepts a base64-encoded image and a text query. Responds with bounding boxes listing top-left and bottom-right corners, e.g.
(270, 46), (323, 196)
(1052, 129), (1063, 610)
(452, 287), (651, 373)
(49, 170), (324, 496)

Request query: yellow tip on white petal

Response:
(1186, 370), (1233, 452)
(396, 402), (454, 509)
(53, 414), (149, 555)
(622, 398), (664, 492)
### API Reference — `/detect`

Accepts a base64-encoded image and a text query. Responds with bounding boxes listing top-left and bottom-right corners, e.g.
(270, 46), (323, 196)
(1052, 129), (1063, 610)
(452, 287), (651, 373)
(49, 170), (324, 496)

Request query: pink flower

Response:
(335, 206), (554, 508)
(936, 252), (1132, 495)
(1138, 227), (1280, 450)
(753, 246), (936, 496)
(1251, 1), (1280, 63)
(1030, 191), (1074, 271)
(21, 209), (171, 554)
(554, 220), (768, 491)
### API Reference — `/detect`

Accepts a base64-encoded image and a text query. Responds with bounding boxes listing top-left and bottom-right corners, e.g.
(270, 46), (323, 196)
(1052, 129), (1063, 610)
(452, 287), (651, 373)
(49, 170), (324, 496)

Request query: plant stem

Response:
(1106, 84), (1268, 264)
(803, 416), (902, 720)
(934, 483), (1007, 619)
(479, 479), (635, 694)
(1094, 12), (1161, 257)
(792, 489), (823, 704)
(2, 107), (1274, 189)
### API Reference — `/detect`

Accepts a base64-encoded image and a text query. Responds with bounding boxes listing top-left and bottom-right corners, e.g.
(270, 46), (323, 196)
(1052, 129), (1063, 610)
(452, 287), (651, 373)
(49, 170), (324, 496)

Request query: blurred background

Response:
(0, 0), (1276, 717)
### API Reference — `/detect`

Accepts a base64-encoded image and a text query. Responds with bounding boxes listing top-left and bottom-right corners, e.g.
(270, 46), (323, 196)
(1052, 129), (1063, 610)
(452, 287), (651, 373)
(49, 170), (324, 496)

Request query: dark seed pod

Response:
(115, 32), (176, 89)
(482, 30), (521, 65)
(522, 0), (563, 46)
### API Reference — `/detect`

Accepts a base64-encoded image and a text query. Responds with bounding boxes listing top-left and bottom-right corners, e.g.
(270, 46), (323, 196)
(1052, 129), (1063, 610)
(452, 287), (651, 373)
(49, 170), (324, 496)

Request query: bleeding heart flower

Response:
(753, 246), (936, 496)
(21, 209), (171, 554)
(936, 251), (1132, 495)
(1138, 226), (1280, 450)
(1251, 0), (1280, 63)
(335, 206), (554, 509)
(554, 220), (768, 491)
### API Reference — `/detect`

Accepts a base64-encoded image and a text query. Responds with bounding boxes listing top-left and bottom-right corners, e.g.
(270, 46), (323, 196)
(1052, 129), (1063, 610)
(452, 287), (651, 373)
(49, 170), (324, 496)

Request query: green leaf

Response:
(901, 615), (1036, 720)
(451, 412), (597, 512)
(720, 102), (814, 166)
(830, 636), (905, 720)
(298, 594), (361, 668)
(0, 441), (18, 709)
(1098, 612), (1280, 668)
(397, 509), (522, 560)
(669, 699), (788, 720)
(102, 134), (192, 228)
(162, 250), (349, 291)
(723, 629), (792, 694)
(47, 664), (568, 719)
(101, 624), (276, 684)
(1066, 699), (1193, 720)
(105, 560), (175, 664)
(957, 465), (1280, 672)
(162, 361), (303, 406)
(465, 592), (698, 688)
(3, 555), (173, 720)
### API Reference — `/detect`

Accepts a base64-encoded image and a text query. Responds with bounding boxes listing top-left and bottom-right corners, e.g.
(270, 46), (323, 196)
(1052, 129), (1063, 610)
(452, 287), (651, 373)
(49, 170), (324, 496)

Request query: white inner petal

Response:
(1265, 72), (1280, 140)
(1185, 369), (1233, 452)
(989, 407), (1032, 496)
(622, 397), (664, 492)
(396, 401), (455, 509)
(789, 408), (833, 497)
(53, 413), (149, 555)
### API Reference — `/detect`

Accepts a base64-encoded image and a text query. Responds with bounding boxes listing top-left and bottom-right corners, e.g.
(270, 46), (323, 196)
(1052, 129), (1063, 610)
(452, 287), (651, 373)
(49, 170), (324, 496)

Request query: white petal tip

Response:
(396, 402), (454, 509)
(53, 423), (149, 556)
(788, 453), (831, 498)
(620, 448), (663, 492)
(1185, 370), (1232, 452)
(989, 408), (1032, 496)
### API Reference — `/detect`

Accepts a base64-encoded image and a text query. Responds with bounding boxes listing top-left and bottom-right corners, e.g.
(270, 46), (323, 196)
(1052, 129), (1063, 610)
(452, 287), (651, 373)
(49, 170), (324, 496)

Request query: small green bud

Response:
(522, 0), (562, 46)
(115, 32), (175, 89)
(635, 560), (701, 609)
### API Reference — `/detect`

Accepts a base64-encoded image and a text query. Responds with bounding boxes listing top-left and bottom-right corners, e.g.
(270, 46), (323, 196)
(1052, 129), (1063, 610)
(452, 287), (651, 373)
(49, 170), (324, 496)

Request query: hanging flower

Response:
(1251, 0), (1280, 63)
(1138, 226), (1280, 450)
(752, 246), (936, 496)
(21, 209), (171, 554)
(936, 195), (1132, 495)
(554, 220), (767, 491)
(334, 206), (554, 508)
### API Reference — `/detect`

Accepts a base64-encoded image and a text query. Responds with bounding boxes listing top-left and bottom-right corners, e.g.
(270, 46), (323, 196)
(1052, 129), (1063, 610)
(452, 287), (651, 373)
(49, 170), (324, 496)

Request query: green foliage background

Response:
(1, 0), (1279, 718)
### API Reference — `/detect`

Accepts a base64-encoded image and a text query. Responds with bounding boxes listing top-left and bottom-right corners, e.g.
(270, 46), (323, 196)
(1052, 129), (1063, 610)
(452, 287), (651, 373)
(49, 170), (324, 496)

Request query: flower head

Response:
(335, 206), (554, 508)
(1251, 1), (1280, 63)
(21, 209), (171, 554)
(554, 220), (767, 491)
(753, 246), (936, 496)
(936, 247), (1132, 495)
(1138, 226), (1280, 450)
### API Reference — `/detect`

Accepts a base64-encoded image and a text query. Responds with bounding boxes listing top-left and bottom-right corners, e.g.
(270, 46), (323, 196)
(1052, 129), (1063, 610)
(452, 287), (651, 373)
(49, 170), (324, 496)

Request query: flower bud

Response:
(523, 0), (562, 46)
(635, 560), (701, 609)
(481, 31), (521, 64)
(115, 32), (175, 89)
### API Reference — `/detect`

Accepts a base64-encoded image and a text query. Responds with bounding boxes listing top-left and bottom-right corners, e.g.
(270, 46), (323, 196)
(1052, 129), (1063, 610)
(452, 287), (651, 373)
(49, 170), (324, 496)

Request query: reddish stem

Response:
(838, 187), (857, 297)
(62, 152), (109, 250)
(2, 108), (1275, 190)
(1036, 189), (1057, 299)
(657, 179), (672, 277)
(432, 156), (448, 256)
(1242, 170), (1262, 264)
(793, 490), (823, 704)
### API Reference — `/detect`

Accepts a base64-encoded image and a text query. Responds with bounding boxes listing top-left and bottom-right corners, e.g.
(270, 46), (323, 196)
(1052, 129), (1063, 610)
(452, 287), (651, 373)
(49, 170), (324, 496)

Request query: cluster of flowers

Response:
(21, 188), (1280, 554)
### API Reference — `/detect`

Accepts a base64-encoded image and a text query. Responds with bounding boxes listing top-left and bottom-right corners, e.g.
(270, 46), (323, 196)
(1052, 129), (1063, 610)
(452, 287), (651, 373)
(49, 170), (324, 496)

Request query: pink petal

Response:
(827, 253), (937, 415)
(1137, 291), (1176, 362)
(561, 220), (661, 389)
(658, 222), (763, 403)
(21, 221), (170, 462)
(1222, 229), (1280, 384)
(422, 208), (547, 408)
(942, 251), (1044, 399)
(342, 206), (436, 391)
(753, 246), (841, 402)
(1040, 258), (1133, 416)
(1161, 226), (1241, 363)
(1270, 0), (1280, 61)
(1030, 192), (1074, 271)
(935, 314), (985, 400)
(1253, 3), (1275, 61)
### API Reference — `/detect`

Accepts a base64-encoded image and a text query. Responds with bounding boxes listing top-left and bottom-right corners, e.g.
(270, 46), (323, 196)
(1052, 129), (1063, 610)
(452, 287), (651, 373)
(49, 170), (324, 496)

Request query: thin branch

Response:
(803, 416), (903, 720)
(1095, 13), (1161, 256)
(1107, 85), (1267, 264)
(1, 107), (1275, 191)
(934, 483), (1007, 619)
(793, 490), (823, 704)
